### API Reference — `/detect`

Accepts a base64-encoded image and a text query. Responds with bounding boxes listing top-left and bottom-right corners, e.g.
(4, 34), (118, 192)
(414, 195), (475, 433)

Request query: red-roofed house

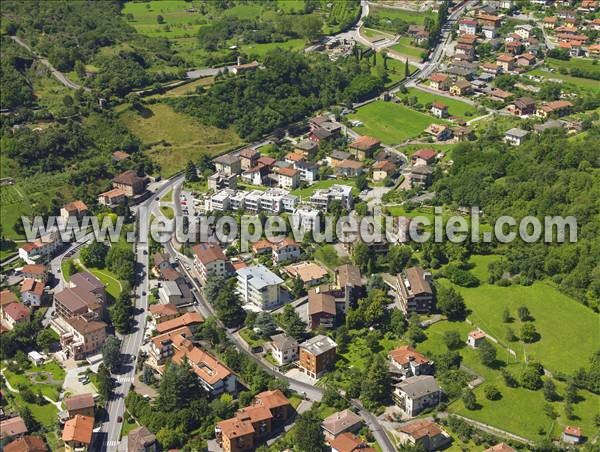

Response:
(62, 414), (94, 451)
(496, 54), (515, 72)
(271, 238), (301, 264)
(411, 149), (437, 166)
(428, 73), (450, 91)
(467, 329), (486, 348)
(20, 279), (45, 307)
(275, 167), (300, 190)
(192, 243), (229, 284)
(3, 435), (48, 452)
(21, 264), (49, 283)
(389, 346), (433, 377)
(0, 417), (28, 440)
(2, 302), (31, 329)
(431, 102), (448, 118)
(60, 201), (88, 224)
(397, 419), (451, 451)
(372, 160), (397, 182)
(155, 312), (204, 334)
(563, 426), (582, 444)
(330, 432), (376, 452)
(349, 136), (381, 160)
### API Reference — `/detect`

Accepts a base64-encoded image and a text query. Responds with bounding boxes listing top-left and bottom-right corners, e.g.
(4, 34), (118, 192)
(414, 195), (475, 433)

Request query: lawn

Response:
(348, 101), (440, 144)
(239, 328), (266, 349)
(370, 53), (417, 87)
(389, 37), (425, 60)
(88, 267), (123, 299)
(369, 5), (434, 26)
(117, 103), (243, 176)
(160, 188), (173, 202)
(241, 39), (306, 58)
(526, 68), (600, 90)
(0, 239), (17, 261)
(546, 57), (600, 77)
(122, 0), (208, 38)
(438, 255), (599, 376)
(160, 205), (175, 219)
(398, 88), (481, 119)
(290, 179), (357, 198)
(158, 77), (215, 97)
(313, 244), (349, 270)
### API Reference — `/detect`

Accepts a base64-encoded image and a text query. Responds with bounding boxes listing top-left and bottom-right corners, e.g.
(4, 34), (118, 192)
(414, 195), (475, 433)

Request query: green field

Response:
(240, 38), (306, 58)
(313, 244), (349, 269)
(117, 103), (243, 176)
(389, 37), (425, 59)
(160, 205), (175, 219)
(546, 57), (600, 76)
(369, 5), (434, 25)
(526, 68), (600, 90)
(348, 101), (441, 144)
(88, 267), (123, 299)
(398, 88), (480, 119)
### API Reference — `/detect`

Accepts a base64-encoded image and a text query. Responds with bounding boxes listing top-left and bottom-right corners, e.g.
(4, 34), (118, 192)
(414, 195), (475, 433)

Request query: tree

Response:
(277, 304), (306, 340)
(502, 369), (518, 388)
(502, 307), (511, 323)
(462, 388), (477, 410)
(543, 379), (558, 402)
(406, 313), (426, 345)
(292, 410), (326, 451)
(565, 379), (578, 404)
(355, 173), (368, 192)
(405, 58), (410, 77)
(436, 286), (467, 320)
(291, 276), (306, 299)
(388, 246), (412, 274)
(478, 339), (497, 367)
(390, 309), (406, 337)
(19, 406), (39, 433)
(544, 403), (558, 419)
(361, 354), (391, 409)
(80, 241), (109, 268)
(97, 363), (114, 401)
(367, 274), (386, 292)
(521, 364), (543, 390)
(184, 160), (198, 182)
(205, 276), (225, 301)
(564, 401), (575, 420)
(352, 242), (372, 273)
(520, 322), (538, 343)
(213, 278), (246, 327)
(517, 306), (531, 321)
(254, 312), (277, 339)
(156, 14), (165, 24)
(105, 247), (136, 284)
(157, 360), (204, 412)
(505, 327), (517, 342)
(112, 291), (133, 334)
(156, 427), (183, 449)
(36, 329), (56, 352)
(443, 330), (462, 350)
(102, 336), (122, 372)
(484, 385), (501, 401)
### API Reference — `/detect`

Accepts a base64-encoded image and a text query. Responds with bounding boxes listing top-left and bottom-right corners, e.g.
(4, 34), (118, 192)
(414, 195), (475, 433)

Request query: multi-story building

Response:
(298, 335), (337, 379)
(214, 154), (242, 175)
(269, 333), (299, 365)
(60, 200), (88, 224)
(64, 394), (95, 419)
(239, 148), (260, 171)
(389, 346), (433, 377)
(20, 263), (49, 283)
(275, 167), (300, 190)
(393, 375), (442, 417)
(207, 172), (238, 191)
(396, 267), (434, 314)
(308, 289), (336, 330)
(59, 313), (107, 360)
(291, 207), (321, 233)
(54, 272), (106, 319)
(192, 243), (229, 284)
(20, 279), (45, 307)
(148, 326), (193, 367)
(294, 160), (319, 184)
(173, 346), (236, 396)
(271, 238), (301, 264)
(61, 414), (94, 452)
(309, 184), (353, 211)
(236, 264), (284, 310)
(112, 170), (147, 197)
(18, 229), (62, 265)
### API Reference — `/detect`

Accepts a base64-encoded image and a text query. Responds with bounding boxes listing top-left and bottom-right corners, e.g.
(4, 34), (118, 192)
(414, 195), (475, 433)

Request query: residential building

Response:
(393, 375), (442, 416)
(483, 63), (501, 76)
(275, 167), (300, 190)
(321, 409), (363, 441)
(272, 238), (301, 264)
(484, 443), (517, 452)
(207, 172), (238, 191)
(20, 279), (45, 307)
(431, 102), (448, 118)
(18, 229), (62, 264)
(2, 302), (31, 330)
(20, 264), (49, 282)
(54, 278), (105, 319)
(452, 126), (474, 142)
(477, 13), (502, 28)
(298, 334), (337, 378)
(449, 79), (472, 96)
(372, 160), (396, 182)
(458, 18), (477, 35)
(236, 264), (283, 310)
(127, 426), (157, 452)
(64, 393), (94, 419)
(155, 312), (203, 334)
(308, 116), (342, 142)
(428, 73), (450, 91)
(294, 160), (319, 184)
(389, 346), (433, 377)
(214, 154), (242, 175)
(407, 25), (429, 46)
(397, 419), (451, 451)
(335, 159), (364, 178)
(411, 148), (437, 166)
(508, 97), (536, 116)
(1, 290), (19, 309)
(242, 165), (269, 186)
(424, 124), (452, 141)
(152, 252), (171, 273)
(536, 100), (573, 118)
(97, 188), (126, 207)
(239, 148), (259, 171)
(111, 150), (130, 162)
(60, 200), (88, 224)
(254, 389), (292, 423)
(112, 170), (147, 197)
(60, 313), (107, 360)
(148, 326), (193, 366)
(562, 426), (583, 445)
(62, 415), (94, 452)
(3, 436), (48, 452)
(330, 432), (375, 452)
(285, 151), (305, 165)
(333, 264), (364, 311)
(454, 43), (475, 61)
(215, 417), (255, 452)
(269, 333), (299, 365)
(0, 417), (28, 440)
(504, 127), (529, 146)
(284, 261), (328, 287)
(489, 88), (514, 103)
(496, 54), (514, 72)
(291, 206), (321, 233)
(294, 139), (318, 157)
(70, 272), (106, 299)
(172, 345), (236, 395)
(192, 243), (229, 284)
(467, 330), (487, 348)
(349, 136), (381, 160)
(516, 53), (536, 67)
(231, 59), (259, 74)
(158, 280), (193, 307)
(407, 165), (433, 188)
(327, 150), (352, 167)
(308, 289), (336, 329)
(396, 267), (434, 314)
(309, 184), (353, 211)
(148, 303), (179, 323)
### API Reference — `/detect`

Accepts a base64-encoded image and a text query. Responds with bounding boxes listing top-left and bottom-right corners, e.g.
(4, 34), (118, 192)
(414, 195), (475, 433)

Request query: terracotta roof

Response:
(539, 100), (573, 113)
(151, 326), (193, 350)
(543, 16), (557, 23)
(0, 417), (28, 439)
(350, 136), (381, 151)
(484, 443), (517, 452)
(20, 279), (44, 296)
(285, 152), (305, 162)
(564, 426), (582, 437)
(21, 264), (47, 275)
(518, 53), (536, 61)
(112, 150), (130, 161)
(252, 239), (274, 254)
(66, 315), (106, 335)
(398, 419), (443, 440)
(63, 200), (88, 213)
(389, 345), (430, 366)
(276, 167), (299, 177)
(274, 237), (299, 250)
(372, 160), (396, 172)
(127, 426), (156, 451)
(192, 243), (226, 265)
(412, 148), (437, 161)
(232, 260), (248, 270)
(322, 409), (362, 436)
(239, 148), (259, 159)
(217, 417), (254, 440)
(497, 54), (514, 62)
(308, 290), (336, 316)
(453, 79), (471, 89)
(3, 436), (48, 452)
(284, 261), (328, 283)
(54, 287), (100, 314)
(113, 170), (145, 186)
(64, 393), (94, 412)
(99, 187), (126, 199)
(469, 329), (486, 340)
(19, 243), (39, 253)
(3, 302), (30, 322)
(404, 267), (432, 295)
(337, 159), (364, 170)
(429, 73), (449, 83)
(0, 290), (18, 307)
(489, 88), (513, 99)
(329, 432), (374, 452)
(335, 264), (362, 287)
(149, 303), (179, 317)
(254, 389), (290, 410)
(431, 101), (448, 110)
(62, 414), (94, 444)
(173, 346), (231, 385)
(236, 405), (273, 424)
(257, 156), (276, 166)
(460, 18), (477, 25)
(156, 312), (203, 334)
(160, 267), (183, 282)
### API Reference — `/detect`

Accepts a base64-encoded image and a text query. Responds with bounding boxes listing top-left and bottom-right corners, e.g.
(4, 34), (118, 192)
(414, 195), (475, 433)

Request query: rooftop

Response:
(397, 375), (441, 399)
(301, 334), (337, 356)
(237, 264), (284, 289)
(285, 261), (328, 283)
(156, 312), (204, 334)
(322, 409), (362, 436)
(3, 435), (48, 452)
(398, 419), (443, 440)
(389, 345), (430, 366)
(64, 393), (94, 412)
(350, 135), (381, 151)
(308, 290), (336, 316)
(192, 243), (226, 265)
(62, 414), (94, 445)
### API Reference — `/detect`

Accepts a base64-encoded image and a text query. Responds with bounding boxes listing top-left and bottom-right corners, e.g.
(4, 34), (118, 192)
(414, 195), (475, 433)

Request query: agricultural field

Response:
(545, 57), (600, 77)
(117, 103), (243, 176)
(398, 87), (481, 119)
(526, 68), (600, 91)
(348, 100), (441, 144)
(368, 5), (435, 26)
(389, 37), (425, 59)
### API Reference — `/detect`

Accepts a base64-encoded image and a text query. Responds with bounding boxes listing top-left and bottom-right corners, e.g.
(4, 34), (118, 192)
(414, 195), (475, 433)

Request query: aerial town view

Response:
(0, 0), (598, 451)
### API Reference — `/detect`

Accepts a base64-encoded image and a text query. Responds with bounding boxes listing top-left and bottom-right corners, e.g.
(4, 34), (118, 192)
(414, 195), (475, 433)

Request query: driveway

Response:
(284, 368), (317, 387)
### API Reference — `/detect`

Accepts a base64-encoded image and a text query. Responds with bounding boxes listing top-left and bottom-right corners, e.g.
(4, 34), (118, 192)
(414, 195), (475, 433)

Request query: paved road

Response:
(10, 36), (90, 92)
(100, 175), (184, 450)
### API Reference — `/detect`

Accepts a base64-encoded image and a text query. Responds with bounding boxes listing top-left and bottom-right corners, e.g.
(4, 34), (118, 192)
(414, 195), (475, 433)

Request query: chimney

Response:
(237, 56), (241, 66)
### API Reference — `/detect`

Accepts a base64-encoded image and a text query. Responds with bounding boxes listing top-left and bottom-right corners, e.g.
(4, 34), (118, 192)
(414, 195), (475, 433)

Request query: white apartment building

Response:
(291, 207), (321, 233)
(236, 264), (284, 310)
(192, 243), (229, 284)
(309, 184), (354, 212)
